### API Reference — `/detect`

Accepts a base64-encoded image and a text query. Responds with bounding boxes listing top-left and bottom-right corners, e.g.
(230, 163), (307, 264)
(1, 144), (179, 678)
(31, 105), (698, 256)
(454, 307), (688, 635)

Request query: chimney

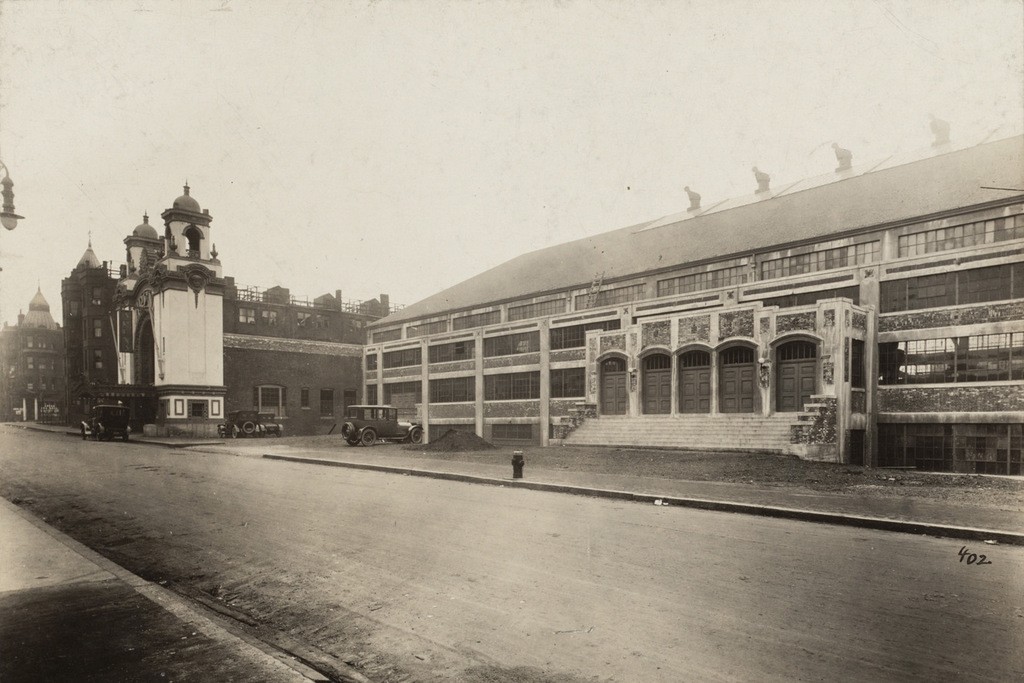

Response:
(752, 167), (771, 194)
(832, 143), (853, 172)
(684, 186), (701, 211)
(380, 293), (390, 313)
(17, 310), (24, 326)
(335, 290), (343, 311)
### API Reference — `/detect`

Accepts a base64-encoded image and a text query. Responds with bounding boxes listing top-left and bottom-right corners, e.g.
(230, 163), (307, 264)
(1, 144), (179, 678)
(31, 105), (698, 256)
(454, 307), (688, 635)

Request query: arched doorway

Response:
(776, 340), (817, 412)
(679, 349), (711, 413)
(642, 353), (671, 414)
(135, 317), (155, 386)
(718, 345), (756, 413)
(600, 357), (628, 415)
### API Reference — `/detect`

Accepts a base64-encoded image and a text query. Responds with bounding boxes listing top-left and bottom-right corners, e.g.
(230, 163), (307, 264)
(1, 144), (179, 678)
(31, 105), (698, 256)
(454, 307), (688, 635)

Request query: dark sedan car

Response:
(81, 404), (131, 442)
(340, 405), (423, 446)
(217, 410), (283, 438)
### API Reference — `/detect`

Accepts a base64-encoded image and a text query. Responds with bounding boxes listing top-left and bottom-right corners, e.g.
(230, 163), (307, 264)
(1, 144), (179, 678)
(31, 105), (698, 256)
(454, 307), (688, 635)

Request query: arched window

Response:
(183, 226), (202, 258)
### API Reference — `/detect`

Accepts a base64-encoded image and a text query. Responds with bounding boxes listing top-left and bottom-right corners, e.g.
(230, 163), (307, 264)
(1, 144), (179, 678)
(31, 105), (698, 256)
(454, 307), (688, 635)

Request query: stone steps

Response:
(564, 414), (804, 453)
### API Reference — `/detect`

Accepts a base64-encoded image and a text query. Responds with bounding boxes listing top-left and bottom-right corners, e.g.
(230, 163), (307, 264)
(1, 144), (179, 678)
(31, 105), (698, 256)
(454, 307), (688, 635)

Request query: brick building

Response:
(366, 131), (1024, 474)
(0, 289), (66, 423)
(61, 189), (394, 436)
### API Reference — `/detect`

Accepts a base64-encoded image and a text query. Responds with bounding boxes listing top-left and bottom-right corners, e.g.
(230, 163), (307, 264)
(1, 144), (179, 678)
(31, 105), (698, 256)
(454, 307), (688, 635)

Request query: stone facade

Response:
(879, 301), (1024, 332)
(878, 385), (1024, 413)
(718, 310), (754, 338)
(678, 314), (712, 344)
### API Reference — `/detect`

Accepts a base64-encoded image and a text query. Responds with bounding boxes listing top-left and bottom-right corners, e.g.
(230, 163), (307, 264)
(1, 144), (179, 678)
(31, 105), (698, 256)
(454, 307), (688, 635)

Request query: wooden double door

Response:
(776, 340), (817, 412)
(719, 346), (756, 413)
(679, 350), (711, 413)
(600, 358), (628, 415)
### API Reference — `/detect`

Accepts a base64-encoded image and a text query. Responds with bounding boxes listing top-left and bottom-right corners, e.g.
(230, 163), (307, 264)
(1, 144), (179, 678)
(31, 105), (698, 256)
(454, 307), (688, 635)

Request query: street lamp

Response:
(0, 160), (25, 231)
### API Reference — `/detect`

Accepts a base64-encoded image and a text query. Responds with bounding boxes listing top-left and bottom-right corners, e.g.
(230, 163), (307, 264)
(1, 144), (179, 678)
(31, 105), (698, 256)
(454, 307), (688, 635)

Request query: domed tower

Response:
(113, 184), (226, 436)
(23, 288), (59, 330)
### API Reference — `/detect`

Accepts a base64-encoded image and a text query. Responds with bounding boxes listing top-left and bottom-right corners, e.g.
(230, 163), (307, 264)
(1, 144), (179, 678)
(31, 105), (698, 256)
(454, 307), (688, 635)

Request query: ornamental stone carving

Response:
(599, 333), (627, 356)
(776, 311), (816, 334)
(823, 309), (835, 327)
(718, 310), (754, 338)
(678, 315), (711, 345)
(642, 320), (671, 349)
(852, 312), (867, 331)
(759, 316), (771, 339)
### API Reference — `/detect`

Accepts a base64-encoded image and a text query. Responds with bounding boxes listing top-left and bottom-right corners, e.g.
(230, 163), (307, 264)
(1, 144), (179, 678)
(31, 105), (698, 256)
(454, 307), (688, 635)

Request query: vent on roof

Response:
(684, 186), (701, 211)
(832, 143), (853, 172)
(753, 167), (771, 194)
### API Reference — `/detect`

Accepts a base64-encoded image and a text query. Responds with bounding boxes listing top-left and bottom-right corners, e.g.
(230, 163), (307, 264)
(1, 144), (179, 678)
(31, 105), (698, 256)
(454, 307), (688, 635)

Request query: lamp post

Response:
(1, 160), (25, 230)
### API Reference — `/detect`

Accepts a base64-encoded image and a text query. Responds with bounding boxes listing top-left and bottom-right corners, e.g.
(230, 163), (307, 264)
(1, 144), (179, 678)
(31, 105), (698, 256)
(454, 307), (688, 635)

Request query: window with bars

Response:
(575, 284), (646, 309)
(429, 376), (475, 403)
(550, 367), (585, 398)
(878, 423), (1023, 475)
(366, 384), (378, 404)
(365, 354), (378, 370)
(878, 333), (1024, 385)
(491, 424), (533, 441)
(897, 215), (1024, 257)
(384, 381), (422, 404)
(508, 298), (566, 321)
(485, 372), (540, 400)
(429, 340), (475, 363)
(657, 265), (749, 296)
(760, 242), (879, 280)
(880, 263), (1023, 312)
(452, 310), (501, 330)
(382, 347), (422, 368)
(483, 332), (539, 357)
(760, 285), (860, 308)
(549, 319), (621, 350)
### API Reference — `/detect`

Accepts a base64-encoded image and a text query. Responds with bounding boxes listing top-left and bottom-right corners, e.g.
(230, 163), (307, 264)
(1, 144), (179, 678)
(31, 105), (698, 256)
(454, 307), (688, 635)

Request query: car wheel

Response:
(345, 437), (360, 447)
(360, 429), (376, 447)
(407, 427), (423, 445)
(241, 421), (256, 436)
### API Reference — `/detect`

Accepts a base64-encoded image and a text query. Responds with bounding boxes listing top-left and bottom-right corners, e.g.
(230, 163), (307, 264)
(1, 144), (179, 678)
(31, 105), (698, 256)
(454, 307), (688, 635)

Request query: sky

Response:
(0, 0), (1021, 324)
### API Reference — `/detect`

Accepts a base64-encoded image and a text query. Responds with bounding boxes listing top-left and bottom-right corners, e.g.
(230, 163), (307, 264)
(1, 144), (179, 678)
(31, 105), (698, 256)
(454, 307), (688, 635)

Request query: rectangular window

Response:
(898, 215), (1024, 257)
(550, 367), (586, 398)
(507, 298), (567, 321)
(382, 347), (422, 368)
(575, 284), (646, 310)
(372, 328), (402, 343)
(879, 333), (1024, 385)
(92, 349), (103, 369)
(69, 301), (80, 316)
(239, 307), (256, 324)
(407, 320), (448, 337)
(879, 423), (1023, 475)
(880, 264), (1021, 312)
(93, 319), (104, 338)
(366, 384), (379, 404)
(26, 336), (34, 348)
(760, 285), (860, 309)
(261, 309), (278, 325)
(850, 340), (865, 389)
(300, 387), (310, 409)
(760, 242), (879, 280)
(657, 265), (749, 296)
(384, 381), (422, 405)
(188, 400), (208, 418)
(483, 331), (539, 357)
(257, 385), (286, 417)
(485, 372), (541, 400)
(26, 382), (33, 391)
(452, 310), (501, 330)
(365, 354), (378, 370)
(429, 376), (475, 403)
(492, 424), (533, 441)
(549, 319), (621, 350)
(429, 340), (475, 363)
(91, 287), (104, 305)
(26, 356), (34, 370)
(296, 311), (311, 327)
(320, 389), (334, 416)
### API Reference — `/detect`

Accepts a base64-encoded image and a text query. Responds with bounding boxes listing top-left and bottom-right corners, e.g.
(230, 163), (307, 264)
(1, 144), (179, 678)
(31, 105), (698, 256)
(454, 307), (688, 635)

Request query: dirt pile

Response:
(408, 429), (496, 452)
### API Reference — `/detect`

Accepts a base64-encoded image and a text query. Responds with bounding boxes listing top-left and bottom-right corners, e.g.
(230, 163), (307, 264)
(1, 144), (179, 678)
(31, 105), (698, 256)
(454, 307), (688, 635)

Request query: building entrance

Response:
(600, 357), (628, 415)
(719, 346), (756, 413)
(678, 350), (711, 413)
(642, 354), (671, 414)
(776, 340), (817, 412)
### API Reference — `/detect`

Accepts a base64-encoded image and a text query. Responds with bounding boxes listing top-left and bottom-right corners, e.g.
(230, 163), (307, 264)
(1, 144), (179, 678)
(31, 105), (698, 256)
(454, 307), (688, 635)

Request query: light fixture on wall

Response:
(0, 160), (25, 231)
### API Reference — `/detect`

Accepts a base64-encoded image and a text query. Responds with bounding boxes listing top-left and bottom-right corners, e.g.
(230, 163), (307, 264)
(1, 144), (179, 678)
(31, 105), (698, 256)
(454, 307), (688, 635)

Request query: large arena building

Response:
(366, 131), (1024, 473)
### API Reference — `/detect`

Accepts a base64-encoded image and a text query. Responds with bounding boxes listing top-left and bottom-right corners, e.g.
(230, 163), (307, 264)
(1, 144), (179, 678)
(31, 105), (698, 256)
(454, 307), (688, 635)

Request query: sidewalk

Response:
(0, 497), (328, 682)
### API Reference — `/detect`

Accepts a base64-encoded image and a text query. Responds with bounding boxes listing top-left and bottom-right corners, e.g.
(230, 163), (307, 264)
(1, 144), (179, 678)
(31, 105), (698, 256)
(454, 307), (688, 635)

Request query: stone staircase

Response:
(563, 414), (805, 454)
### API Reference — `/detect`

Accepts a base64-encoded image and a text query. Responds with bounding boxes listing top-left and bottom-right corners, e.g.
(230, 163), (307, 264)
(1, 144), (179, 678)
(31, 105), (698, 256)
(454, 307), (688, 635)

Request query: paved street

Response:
(1, 426), (1022, 682)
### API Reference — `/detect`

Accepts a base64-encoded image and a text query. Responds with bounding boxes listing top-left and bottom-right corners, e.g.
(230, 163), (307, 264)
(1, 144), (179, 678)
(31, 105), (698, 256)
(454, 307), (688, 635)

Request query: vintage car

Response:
(340, 405), (423, 446)
(81, 404), (131, 442)
(217, 410), (284, 438)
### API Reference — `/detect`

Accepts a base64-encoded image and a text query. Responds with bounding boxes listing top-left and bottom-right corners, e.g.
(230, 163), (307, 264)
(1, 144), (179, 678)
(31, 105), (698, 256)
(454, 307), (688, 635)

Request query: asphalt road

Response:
(1, 426), (1021, 682)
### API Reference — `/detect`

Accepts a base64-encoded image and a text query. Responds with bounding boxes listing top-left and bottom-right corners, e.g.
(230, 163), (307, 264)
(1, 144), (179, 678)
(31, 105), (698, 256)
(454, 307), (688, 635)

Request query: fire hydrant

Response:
(512, 451), (525, 479)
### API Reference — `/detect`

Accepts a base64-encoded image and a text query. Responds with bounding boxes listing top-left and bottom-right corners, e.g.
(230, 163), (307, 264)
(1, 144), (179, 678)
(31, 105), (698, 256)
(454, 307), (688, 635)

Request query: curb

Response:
(262, 453), (1024, 547)
(17, 424), (224, 449)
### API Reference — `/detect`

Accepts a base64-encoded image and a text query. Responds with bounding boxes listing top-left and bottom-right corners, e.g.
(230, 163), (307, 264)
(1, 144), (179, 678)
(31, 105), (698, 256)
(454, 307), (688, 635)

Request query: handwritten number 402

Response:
(958, 546), (992, 565)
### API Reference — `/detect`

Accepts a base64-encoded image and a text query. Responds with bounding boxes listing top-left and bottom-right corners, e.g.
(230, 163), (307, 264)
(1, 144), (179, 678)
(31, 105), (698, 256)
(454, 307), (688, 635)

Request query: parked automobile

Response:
(81, 404), (131, 442)
(217, 410), (284, 438)
(340, 405), (423, 446)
